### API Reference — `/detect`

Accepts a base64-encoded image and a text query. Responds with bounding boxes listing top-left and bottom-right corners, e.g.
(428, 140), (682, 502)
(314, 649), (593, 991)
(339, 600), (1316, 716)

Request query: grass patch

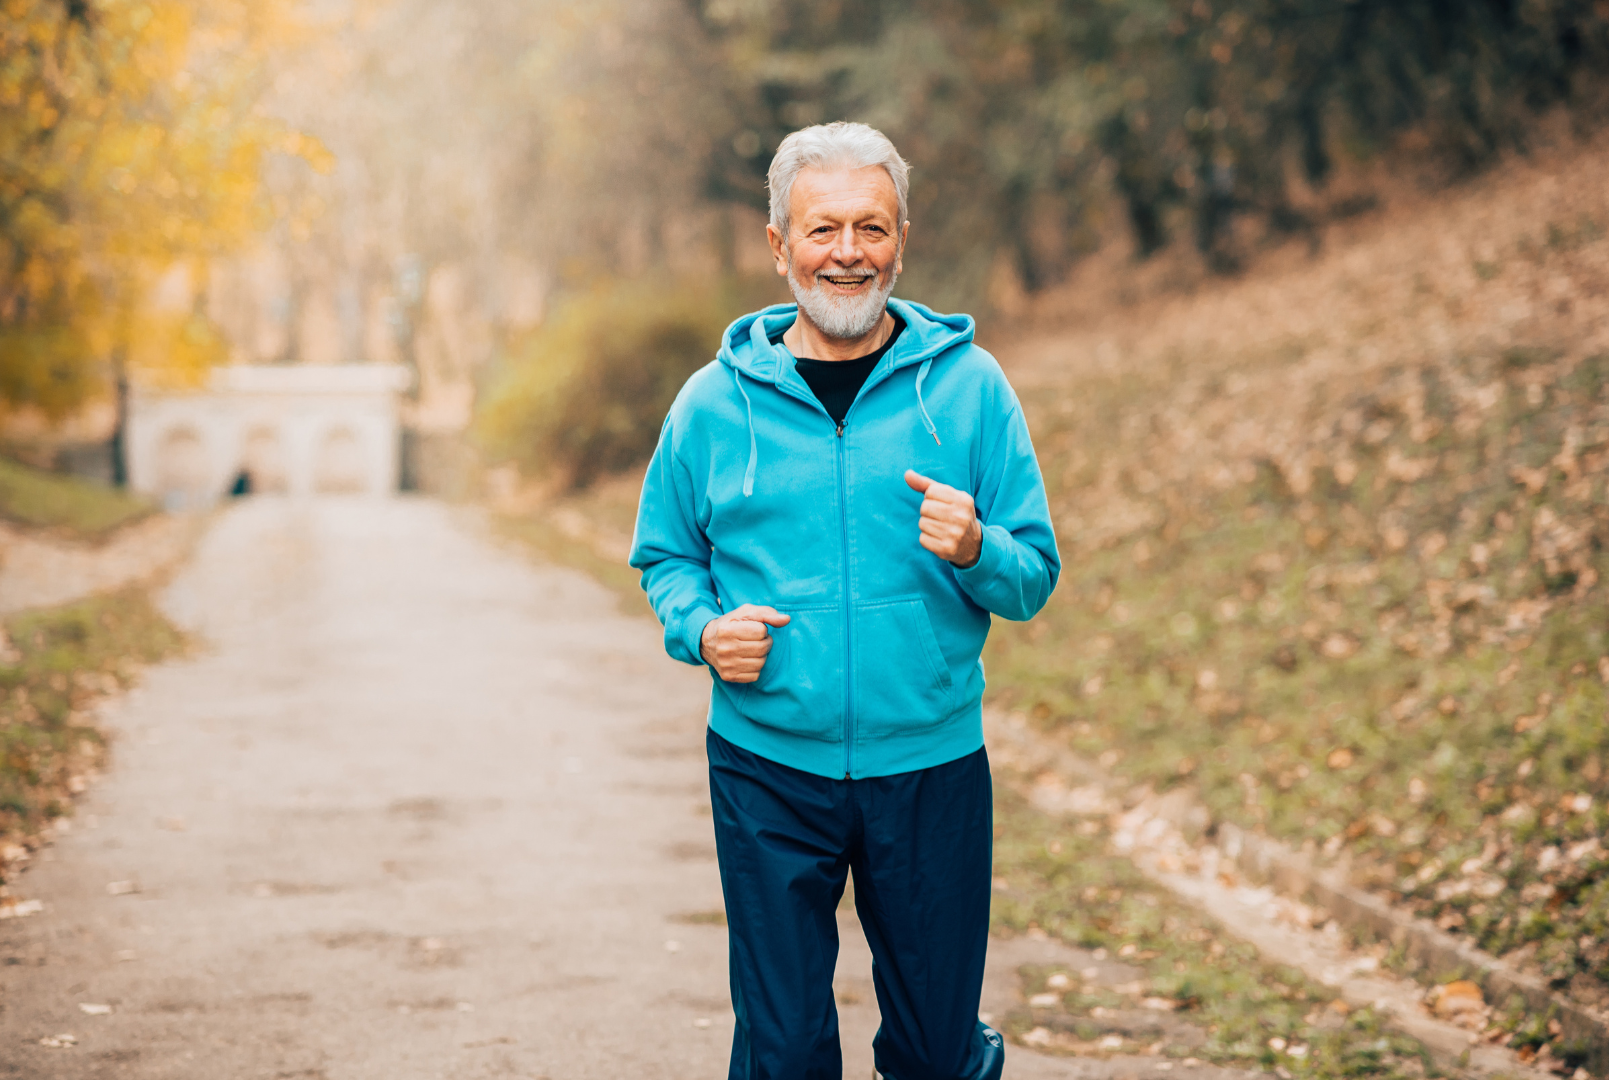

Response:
(0, 455), (152, 538)
(986, 348), (1609, 1045)
(992, 783), (1436, 1076)
(0, 589), (184, 875)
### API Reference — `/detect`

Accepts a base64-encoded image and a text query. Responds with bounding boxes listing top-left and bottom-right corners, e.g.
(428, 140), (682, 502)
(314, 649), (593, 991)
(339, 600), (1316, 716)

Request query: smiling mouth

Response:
(820, 272), (876, 290)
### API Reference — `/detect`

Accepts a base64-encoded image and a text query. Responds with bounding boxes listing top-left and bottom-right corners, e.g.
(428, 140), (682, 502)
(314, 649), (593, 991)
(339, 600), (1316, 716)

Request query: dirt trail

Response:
(0, 514), (201, 615)
(1, 498), (1230, 1079)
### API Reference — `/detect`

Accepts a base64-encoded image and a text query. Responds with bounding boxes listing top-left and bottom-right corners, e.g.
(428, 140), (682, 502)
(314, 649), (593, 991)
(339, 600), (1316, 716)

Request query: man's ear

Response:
(895, 221), (910, 275)
(766, 224), (789, 277)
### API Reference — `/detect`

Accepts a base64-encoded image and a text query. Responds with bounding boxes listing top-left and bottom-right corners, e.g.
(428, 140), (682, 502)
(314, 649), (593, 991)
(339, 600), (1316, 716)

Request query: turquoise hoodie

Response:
(629, 298), (1059, 779)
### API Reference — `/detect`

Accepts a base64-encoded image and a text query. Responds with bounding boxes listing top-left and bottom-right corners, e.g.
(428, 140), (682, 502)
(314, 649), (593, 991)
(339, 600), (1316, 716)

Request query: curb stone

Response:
(984, 709), (1596, 1079)
(1214, 821), (1608, 1076)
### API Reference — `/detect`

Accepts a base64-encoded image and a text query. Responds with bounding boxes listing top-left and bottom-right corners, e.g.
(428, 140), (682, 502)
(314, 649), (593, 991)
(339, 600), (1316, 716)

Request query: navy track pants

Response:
(707, 729), (1004, 1080)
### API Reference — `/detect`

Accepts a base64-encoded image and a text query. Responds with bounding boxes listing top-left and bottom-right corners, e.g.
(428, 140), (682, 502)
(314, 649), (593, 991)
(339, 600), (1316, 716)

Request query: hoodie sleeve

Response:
(952, 398), (1061, 621)
(629, 414), (722, 666)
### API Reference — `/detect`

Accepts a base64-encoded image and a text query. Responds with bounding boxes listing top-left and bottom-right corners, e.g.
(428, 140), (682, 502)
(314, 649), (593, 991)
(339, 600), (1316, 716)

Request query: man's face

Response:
(767, 165), (909, 340)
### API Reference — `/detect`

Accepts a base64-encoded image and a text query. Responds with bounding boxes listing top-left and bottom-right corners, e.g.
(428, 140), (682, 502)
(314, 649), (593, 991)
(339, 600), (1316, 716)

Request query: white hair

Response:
(767, 122), (911, 239)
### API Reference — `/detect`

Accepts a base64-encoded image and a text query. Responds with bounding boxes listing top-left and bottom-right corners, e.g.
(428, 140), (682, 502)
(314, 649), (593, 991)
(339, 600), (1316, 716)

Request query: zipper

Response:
(835, 420), (854, 779)
(762, 340), (908, 780)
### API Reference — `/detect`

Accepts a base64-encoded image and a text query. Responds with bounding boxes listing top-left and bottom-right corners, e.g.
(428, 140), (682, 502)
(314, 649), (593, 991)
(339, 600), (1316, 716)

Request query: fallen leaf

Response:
(1431, 980), (1484, 1019)
(1509, 464), (1549, 494)
(1327, 747), (1354, 769)
(1321, 632), (1359, 659)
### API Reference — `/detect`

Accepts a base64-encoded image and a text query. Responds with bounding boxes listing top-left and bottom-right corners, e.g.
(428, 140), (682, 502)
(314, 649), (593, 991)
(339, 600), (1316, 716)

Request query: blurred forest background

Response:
(5, 0), (1608, 483)
(6, 1), (1609, 1070)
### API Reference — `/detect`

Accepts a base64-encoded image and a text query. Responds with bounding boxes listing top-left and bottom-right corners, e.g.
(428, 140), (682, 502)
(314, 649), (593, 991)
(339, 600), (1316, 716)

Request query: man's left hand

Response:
(904, 470), (982, 568)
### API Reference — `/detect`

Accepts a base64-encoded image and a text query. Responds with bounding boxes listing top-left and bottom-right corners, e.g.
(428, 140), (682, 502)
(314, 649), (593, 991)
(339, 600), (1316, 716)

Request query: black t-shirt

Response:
(774, 313), (906, 428)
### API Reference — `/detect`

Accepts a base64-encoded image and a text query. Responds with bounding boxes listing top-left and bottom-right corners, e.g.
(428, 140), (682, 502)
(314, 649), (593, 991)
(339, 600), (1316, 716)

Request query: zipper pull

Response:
(836, 423), (844, 437)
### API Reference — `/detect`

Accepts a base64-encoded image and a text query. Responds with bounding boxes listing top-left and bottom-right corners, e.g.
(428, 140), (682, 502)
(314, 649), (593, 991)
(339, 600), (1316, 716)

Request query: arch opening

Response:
(240, 425), (289, 494)
(156, 426), (208, 510)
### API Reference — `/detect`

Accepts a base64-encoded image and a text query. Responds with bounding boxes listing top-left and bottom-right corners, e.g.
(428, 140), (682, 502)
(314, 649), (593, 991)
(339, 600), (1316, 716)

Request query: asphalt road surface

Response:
(0, 498), (1249, 1080)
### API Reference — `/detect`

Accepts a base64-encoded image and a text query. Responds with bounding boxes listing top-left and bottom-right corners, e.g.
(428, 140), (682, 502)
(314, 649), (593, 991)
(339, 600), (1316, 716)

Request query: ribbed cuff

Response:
(953, 523), (1007, 586)
(680, 605), (723, 667)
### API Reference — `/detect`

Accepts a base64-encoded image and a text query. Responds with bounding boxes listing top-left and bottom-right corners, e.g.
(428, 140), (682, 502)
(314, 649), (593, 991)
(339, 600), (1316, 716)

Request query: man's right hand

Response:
(700, 604), (791, 683)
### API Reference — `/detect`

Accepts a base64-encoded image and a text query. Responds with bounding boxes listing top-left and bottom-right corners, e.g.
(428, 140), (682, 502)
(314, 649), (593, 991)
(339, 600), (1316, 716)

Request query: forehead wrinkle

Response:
(788, 168), (900, 234)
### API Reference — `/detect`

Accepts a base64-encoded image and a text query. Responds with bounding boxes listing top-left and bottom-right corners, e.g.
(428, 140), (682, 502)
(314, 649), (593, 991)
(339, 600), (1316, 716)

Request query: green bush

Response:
(477, 278), (758, 488)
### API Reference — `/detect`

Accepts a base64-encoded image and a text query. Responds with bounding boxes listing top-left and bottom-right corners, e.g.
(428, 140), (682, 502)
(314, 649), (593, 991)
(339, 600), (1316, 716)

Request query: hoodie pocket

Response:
(853, 595), (955, 740)
(729, 602), (844, 742)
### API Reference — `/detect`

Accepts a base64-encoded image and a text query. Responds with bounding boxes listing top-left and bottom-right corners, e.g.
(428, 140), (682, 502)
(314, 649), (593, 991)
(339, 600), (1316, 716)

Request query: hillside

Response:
(985, 129), (1609, 1060)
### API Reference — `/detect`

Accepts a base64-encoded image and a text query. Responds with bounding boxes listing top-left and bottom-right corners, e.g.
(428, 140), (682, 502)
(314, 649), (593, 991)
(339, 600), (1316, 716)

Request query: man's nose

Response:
(830, 224), (862, 265)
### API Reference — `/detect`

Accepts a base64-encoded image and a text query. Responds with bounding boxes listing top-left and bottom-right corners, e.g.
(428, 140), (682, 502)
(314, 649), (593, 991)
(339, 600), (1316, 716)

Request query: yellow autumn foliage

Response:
(0, 0), (330, 417)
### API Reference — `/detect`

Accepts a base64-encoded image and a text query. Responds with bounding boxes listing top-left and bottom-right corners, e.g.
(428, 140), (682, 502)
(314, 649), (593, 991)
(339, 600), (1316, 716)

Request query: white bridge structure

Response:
(127, 364), (412, 508)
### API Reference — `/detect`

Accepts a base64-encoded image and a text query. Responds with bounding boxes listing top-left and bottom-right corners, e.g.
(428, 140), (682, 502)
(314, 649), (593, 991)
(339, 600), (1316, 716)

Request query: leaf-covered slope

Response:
(987, 139), (1609, 1042)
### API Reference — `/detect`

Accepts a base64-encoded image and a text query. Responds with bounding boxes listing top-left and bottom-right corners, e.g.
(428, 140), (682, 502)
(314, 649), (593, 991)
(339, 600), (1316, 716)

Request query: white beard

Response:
(787, 261), (898, 341)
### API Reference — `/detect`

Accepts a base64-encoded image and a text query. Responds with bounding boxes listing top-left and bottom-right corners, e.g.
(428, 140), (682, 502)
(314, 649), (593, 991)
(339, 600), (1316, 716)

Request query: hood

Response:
(716, 297), (974, 382)
(714, 298), (976, 497)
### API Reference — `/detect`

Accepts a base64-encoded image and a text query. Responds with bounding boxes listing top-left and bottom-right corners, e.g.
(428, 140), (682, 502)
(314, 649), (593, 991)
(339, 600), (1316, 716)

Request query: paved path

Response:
(0, 498), (1229, 1079)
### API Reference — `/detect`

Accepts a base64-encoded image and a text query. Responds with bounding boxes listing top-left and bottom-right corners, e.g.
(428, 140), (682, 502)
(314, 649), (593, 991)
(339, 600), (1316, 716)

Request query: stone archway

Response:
(314, 426), (368, 494)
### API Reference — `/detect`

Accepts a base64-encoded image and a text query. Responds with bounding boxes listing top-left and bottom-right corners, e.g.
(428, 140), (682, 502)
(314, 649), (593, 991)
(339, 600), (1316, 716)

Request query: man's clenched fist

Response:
(700, 604), (792, 683)
(905, 470), (982, 568)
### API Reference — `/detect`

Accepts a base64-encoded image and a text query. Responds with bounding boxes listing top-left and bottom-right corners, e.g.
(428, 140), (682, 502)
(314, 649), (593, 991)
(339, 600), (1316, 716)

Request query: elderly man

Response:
(630, 122), (1059, 1080)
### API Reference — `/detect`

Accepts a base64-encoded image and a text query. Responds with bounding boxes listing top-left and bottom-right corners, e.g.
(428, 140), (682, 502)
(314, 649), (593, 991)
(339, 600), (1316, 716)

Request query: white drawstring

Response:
(732, 367), (758, 497)
(914, 358), (941, 445)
